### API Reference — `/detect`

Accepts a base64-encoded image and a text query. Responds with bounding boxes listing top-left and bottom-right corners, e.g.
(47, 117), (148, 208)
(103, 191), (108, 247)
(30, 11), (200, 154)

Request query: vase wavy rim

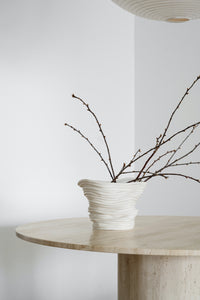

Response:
(78, 179), (147, 187)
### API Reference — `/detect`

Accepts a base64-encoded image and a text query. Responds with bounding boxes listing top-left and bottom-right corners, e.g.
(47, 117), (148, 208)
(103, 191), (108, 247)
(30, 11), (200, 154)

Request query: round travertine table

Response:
(16, 216), (200, 300)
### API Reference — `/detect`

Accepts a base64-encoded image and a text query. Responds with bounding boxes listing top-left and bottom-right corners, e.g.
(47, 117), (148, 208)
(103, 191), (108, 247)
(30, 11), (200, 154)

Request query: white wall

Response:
(0, 1), (134, 299)
(135, 17), (200, 215)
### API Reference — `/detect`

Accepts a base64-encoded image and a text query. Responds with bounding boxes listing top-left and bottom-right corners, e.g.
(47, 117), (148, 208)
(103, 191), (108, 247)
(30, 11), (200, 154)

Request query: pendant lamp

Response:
(112, 0), (200, 22)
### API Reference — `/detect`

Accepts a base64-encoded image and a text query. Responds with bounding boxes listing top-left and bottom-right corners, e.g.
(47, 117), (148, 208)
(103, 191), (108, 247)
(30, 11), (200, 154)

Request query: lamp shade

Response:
(112, 0), (200, 22)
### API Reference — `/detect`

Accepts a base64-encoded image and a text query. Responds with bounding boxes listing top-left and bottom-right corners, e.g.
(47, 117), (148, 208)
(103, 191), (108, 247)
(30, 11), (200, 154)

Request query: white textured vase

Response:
(78, 179), (146, 230)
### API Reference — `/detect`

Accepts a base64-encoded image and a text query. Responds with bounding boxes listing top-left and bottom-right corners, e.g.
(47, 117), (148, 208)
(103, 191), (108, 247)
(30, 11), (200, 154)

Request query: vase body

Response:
(78, 179), (146, 230)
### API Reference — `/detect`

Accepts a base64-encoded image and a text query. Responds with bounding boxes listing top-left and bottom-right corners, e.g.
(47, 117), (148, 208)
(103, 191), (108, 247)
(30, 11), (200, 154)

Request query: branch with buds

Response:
(64, 76), (200, 184)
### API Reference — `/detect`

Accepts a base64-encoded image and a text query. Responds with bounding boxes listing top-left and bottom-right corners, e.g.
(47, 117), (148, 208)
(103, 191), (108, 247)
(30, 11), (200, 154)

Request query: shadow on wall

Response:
(0, 227), (116, 300)
(0, 227), (37, 300)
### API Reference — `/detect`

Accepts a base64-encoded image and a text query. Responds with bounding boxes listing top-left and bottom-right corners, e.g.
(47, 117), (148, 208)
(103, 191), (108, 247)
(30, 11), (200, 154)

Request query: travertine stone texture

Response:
(16, 216), (200, 256)
(118, 254), (200, 300)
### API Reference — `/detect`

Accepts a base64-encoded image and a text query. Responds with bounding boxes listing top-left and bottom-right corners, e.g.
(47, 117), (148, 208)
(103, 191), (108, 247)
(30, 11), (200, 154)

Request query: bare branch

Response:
(111, 149), (141, 182)
(166, 124), (199, 165)
(135, 76), (200, 180)
(123, 170), (169, 179)
(144, 172), (200, 184)
(170, 142), (200, 166)
(142, 142), (200, 182)
(144, 150), (176, 176)
(64, 123), (113, 179)
(127, 173), (169, 182)
(170, 161), (200, 167)
(163, 121), (200, 144)
(72, 94), (115, 179)
(65, 77), (200, 184)
(112, 121), (200, 182)
(160, 76), (200, 142)
(144, 124), (199, 179)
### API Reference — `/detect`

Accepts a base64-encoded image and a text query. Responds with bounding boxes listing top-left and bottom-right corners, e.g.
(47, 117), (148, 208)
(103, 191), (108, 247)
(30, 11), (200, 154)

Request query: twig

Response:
(111, 149), (141, 182)
(143, 142), (200, 182)
(161, 76), (200, 142)
(144, 172), (200, 184)
(135, 76), (200, 180)
(144, 124), (199, 178)
(144, 150), (176, 176)
(122, 170), (168, 179)
(72, 94), (116, 179)
(170, 142), (200, 166)
(166, 124), (199, 165)
(170, 161), (200, 167)
(64, 123), (113, 179)
(65, 77), (200, 184)
(127, 173), (168, 182)
(112, 121), (200, 182)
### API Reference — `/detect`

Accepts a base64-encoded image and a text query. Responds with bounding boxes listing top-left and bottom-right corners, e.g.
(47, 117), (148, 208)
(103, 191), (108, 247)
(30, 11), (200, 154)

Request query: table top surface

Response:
(16, 216), (200, 256)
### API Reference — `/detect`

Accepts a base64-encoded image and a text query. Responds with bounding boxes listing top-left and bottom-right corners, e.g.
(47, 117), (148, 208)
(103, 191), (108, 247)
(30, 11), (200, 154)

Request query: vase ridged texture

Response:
(112, 0), (200, 22)
(78, 179), (146, 230)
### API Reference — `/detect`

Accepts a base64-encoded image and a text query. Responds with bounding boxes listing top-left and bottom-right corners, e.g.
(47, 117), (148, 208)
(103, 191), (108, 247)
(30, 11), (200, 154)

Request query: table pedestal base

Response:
(118, 254), (200, 300)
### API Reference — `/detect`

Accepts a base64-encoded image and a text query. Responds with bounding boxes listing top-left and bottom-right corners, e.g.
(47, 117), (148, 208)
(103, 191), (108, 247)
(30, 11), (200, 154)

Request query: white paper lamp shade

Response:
(112, 0), (200, 22)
